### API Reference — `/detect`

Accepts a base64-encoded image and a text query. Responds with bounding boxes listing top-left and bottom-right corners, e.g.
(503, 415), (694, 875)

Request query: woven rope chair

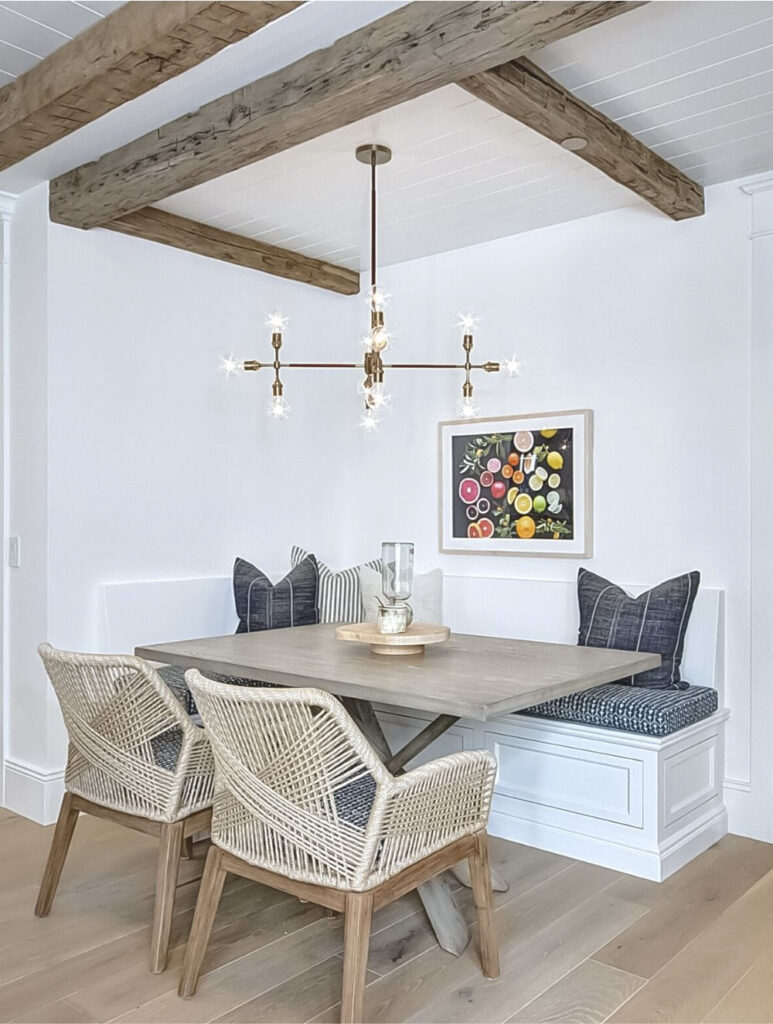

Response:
(179, 670), (499, 1022)
(35, 643), (215, 973)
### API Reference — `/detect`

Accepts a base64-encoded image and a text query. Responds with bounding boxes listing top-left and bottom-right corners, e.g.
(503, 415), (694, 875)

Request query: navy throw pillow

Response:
(577, 568), (700, 690)
(233, 555), (319, 633)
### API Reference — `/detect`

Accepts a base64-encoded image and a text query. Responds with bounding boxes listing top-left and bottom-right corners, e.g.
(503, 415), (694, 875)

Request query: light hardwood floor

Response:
(2, 809), (773, 1023)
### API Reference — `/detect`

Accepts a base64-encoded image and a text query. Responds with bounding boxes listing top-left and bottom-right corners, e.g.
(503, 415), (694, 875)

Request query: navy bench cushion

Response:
(520, 683), (718, 737)
(159, 664), (278, 717)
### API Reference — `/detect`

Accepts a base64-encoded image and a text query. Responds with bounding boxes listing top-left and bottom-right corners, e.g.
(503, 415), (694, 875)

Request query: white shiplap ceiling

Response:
(157, 1), (773, 270)
(2, 1), (773, 271)
(0, 1), (124, 86)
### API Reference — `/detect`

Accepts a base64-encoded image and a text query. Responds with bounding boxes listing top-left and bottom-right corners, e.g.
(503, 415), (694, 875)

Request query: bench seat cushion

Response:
(520, 683), (718, 737)
(159, 664), (277, 717)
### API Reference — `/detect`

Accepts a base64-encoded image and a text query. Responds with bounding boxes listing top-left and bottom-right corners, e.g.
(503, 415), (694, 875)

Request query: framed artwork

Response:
(439, 410), (593, 557)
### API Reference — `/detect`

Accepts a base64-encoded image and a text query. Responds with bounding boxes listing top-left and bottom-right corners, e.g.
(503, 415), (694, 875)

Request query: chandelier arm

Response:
(243, 362), (502, 371)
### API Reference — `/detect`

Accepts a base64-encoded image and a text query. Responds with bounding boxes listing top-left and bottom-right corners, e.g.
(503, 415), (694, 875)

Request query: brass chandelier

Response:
(222, 144), (520, 427)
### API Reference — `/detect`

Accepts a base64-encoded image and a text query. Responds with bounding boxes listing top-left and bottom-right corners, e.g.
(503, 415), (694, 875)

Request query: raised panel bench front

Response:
(375, 704), (729, 882)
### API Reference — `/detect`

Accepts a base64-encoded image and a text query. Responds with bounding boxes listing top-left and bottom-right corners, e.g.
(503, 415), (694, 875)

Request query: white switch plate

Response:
(8, 536), (20, 568)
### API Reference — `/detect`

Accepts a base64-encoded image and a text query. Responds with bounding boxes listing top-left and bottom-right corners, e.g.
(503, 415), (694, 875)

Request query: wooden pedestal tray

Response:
(336, 622), (450, 656)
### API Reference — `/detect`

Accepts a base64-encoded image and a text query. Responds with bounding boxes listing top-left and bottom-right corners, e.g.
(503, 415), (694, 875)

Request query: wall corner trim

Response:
(0, 193), (16, 220)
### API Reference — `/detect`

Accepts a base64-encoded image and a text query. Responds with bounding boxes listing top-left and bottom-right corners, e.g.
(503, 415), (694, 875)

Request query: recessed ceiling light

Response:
(560, 137), (588, 151)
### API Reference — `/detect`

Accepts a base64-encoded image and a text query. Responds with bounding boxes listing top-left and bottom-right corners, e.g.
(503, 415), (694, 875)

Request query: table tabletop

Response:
(136, 623), (661, 721)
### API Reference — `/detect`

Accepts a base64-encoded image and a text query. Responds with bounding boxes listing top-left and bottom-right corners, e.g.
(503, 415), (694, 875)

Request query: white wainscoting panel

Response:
(488, 728), (644, 829)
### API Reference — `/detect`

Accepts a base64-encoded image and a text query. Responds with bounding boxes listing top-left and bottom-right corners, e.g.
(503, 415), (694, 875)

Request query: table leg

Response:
(449, 860), (509, 893)
(352, 701), (510, 895)
(416, 873), (470, 956)
(352, 700), (472, 955)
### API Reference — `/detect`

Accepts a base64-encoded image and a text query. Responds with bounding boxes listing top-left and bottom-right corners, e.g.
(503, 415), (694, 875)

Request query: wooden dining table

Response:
(137, 623), (660, 957)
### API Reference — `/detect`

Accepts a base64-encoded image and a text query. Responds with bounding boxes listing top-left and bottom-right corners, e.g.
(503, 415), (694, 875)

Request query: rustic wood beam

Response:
(0, 1), (302, 172)
(49, 1), (644, 229)
(104, 207), (359, 294)
(459, 56), (703, 220)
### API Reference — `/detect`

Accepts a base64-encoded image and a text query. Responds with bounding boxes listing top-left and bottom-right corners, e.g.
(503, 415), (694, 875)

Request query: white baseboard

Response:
(489, 804), (728, 882)
(3, 757), (64, 824)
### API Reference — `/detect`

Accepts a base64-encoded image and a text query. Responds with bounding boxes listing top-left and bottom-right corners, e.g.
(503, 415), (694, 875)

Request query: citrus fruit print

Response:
(514, 493), (532, 514)
(452, 425), (574, 544)
(516, 516), (536, 539)
(477, 518), (495, 538)
(459, 478), (480, 504)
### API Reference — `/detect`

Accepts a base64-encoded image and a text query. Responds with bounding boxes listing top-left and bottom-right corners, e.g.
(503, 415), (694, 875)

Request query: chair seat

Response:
(519, 683), (718, 737)
(334, 774), (377, 829)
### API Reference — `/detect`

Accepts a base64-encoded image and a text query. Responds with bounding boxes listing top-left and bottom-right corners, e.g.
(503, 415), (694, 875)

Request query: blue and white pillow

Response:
(291, 546), (381, 623)
(578, 568), (699, 690)
(233, 554), (319, 633)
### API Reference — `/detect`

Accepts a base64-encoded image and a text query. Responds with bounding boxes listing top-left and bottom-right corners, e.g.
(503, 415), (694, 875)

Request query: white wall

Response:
(4, 177), (769, 840)
(746, 178), (773, 841)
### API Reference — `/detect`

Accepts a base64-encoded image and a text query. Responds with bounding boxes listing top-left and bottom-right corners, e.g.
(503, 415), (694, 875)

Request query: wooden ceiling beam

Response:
(104, 207), (359, 295)
(459, 56), (703, 220)
(49, 1), (644, 229)
(0, 1), (303, 172)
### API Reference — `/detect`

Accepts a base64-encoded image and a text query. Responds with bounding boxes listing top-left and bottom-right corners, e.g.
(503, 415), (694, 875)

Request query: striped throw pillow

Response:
(233, 554), (319, 633)
(577, 568), (700, 690)
(290, 546), (381, 623)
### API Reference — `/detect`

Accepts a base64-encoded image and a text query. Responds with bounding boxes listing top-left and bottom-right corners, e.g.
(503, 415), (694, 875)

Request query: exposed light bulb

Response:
(266, 312), (288, 332)
(357, 378), (373, 397)
(360, 407), (380, 431)
(458, 396), (478, 420)
(370, 382), (391, 409)
(367, 284), (390, 312)
(220, 355), (239, 376)
(267, 395), (290, 420)
(370, 326), (391, 352)
(457, 313), (479, 334)
(504, 355), (522, 378)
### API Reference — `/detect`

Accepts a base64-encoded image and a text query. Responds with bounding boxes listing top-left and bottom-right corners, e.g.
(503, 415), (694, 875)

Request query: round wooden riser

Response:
(335, 622), (451, 656)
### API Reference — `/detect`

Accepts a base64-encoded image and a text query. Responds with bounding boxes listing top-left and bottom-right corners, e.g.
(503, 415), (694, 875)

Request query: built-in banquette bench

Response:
(100, 573), (728, 882)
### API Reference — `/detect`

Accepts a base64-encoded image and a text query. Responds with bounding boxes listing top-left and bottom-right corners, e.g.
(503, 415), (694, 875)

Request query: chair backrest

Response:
(187, 670), (389, 886)
(39, 642), (195, 820)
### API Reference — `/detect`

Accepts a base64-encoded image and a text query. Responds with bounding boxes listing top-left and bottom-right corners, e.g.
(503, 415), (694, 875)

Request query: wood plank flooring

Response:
(1, 811), (773, 1023)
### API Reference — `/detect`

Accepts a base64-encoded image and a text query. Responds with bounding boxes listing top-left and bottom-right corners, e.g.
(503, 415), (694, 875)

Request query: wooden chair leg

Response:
(178, 845), (227, 998)
(182, 835), (194, 860)
(468, 831), (499, 980)
(34, 792), (79, 918)
(150, 820), (185, 973)
(340, 891), (374, 1024)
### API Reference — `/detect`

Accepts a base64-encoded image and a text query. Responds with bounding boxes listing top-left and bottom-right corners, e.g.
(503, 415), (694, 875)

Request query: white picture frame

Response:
(439, 409), (593, 557)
